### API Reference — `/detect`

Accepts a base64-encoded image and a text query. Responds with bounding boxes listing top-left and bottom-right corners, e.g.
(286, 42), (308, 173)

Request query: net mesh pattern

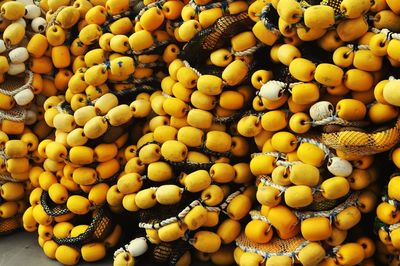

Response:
(165, 160), (214, 173)
(321, 118), (400, 156)
(0, 216), (21, 235)
(260, 177), (344, 212)
(0, 173), (21, 183)
(294, 192), (359, 220)
(53, 207), (113, 246)
(152, 240), (191, 265)
(179, 12), (253, 75)
(41, 191), (70, 217)
(320, 120), (370, 129)
(300, 0), (344, 15)
(0, 71), (33, 96)
(0, 107), (26, 122)
(325, 0), (344, 15)
(304, 191), (344, 211)
(138, 192), (199, 225)
(236, 234), (308, 257)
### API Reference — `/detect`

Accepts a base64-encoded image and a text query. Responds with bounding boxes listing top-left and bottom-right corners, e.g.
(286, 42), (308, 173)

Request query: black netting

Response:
(213, 110), (245, 125)
(41, 191), (71, 217)
(138, 192), (200, 225)
(299, 44), (334, 65)
(196, 143), (232, 159)
(113, 85), (158, 104)
(179, 13), (254, 72)
(307, 0), (322, 4)
(0, 216), (21, 235)
(59, 101), (74, 114)
(152, 239), (191, 265)
(166, 159), (214, 172)
(53, 206), (113, 246)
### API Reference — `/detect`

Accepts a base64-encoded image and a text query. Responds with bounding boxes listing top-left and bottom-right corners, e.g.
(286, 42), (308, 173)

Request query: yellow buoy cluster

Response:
(0, 0), (398, 265)
(0, 135), (34, 235)
(234, 0), (400, 265)
(110, 1), (260, 265)
(376, 141), (400, 262)
(0, 0), (46, 238)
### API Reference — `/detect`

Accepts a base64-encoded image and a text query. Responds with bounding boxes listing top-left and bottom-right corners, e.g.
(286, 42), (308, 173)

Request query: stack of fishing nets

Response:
(5, 0), (400, 265)
(0, 0), (52, 237)
(230, 0), (400, 265)
(19, 0), (163, 264)
(111, 0), (266, 264)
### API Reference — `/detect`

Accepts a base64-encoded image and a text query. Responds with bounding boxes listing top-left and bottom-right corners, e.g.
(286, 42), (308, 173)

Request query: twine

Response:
(371, 28), (400, 42)
(293, 192), (359, 221)
(189, 0), (235, 13)
(231, 42), (265, 57)
(236, 233), (310, 260)
(138, 186), (246, 229)
(259, 3), (281, 37)
(0, 71), (33, 96)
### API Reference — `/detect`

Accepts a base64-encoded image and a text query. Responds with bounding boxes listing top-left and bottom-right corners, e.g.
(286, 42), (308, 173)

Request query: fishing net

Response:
(293, 192), (359, 220)
(305, 191), (347, 212)
(0, 107), (26, 122)
(138, 192), (200, 227)
(0, 71), (33, 97)
(236, 233), (309, 259)
(0, 216), (22, 236)
(300, 0), (344, 15)
(0, 73), (32, 125)
(152, 239), (191, 265)
(259, 177), (346, 212)
(40, 191), (71, 217)
(321, 117), (400, 156)
(180, 12), (254, 75)
(53, 206), (114, 246)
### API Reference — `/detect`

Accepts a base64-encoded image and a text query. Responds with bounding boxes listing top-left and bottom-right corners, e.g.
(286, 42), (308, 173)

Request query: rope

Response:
(346, 44), (370, 51)
(182, 60), (202, 77)
(309, 115), (371, 127)
(134, 0), (167, 22)
(251, 152), (286, 160)
(382, 194), (400, 208)
(297, 137), (332, 159)
(259, 80), (303, 100)
(259, 177), (287, 193)
(344, 44), (370, 57)
(259, 4), (280, 36)
(0, 150), (8, 165)
(113, 248), (126, 259)
(138, 186), (247, 229)
(276, 160), (302, 167)
(0, 107), (27, 122)
(371, 28), (400, 42)
(0, 173), (21, 182)
(249, 210), (271, 223)
(293, 192), (359, 221)
(45, 6), (67, 31)
(0, 71), (34, 96)
(309, 115), (338, 126)
(231, 42), (264, 57)
(189, 0), (235, 13)
(388, 222), (400, 232)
